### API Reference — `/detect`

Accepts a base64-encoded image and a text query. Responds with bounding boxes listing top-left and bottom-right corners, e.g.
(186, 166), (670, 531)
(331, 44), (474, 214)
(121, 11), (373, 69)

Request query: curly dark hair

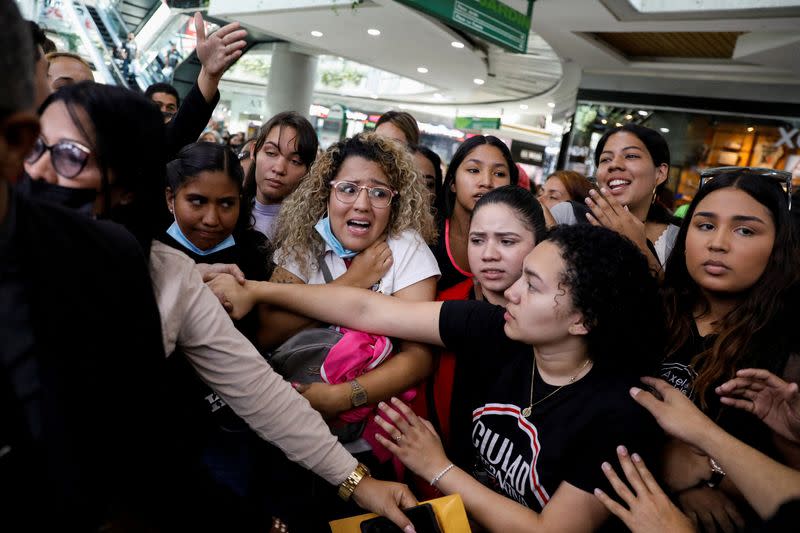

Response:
(546, 225), (665, 375)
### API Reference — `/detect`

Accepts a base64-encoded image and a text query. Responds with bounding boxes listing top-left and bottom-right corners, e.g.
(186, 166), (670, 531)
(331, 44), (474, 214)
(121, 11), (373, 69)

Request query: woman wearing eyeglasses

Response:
(656, 169), (800, 529)
(234, 133), (439, 416)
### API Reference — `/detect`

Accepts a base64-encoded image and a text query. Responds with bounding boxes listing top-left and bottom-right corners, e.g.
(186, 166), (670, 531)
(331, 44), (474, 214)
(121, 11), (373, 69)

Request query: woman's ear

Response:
(567, 315), (590, 336)
(165, 186), (175, 214)
(655, 163), (669, 187)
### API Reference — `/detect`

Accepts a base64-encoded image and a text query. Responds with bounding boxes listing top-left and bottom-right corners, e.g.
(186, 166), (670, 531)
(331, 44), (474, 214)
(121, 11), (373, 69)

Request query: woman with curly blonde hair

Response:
(211, 132), (440, 428)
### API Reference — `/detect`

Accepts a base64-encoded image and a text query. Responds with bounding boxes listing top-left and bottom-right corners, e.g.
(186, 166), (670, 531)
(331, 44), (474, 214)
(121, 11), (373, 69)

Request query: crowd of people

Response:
(4, 2), (800, 532)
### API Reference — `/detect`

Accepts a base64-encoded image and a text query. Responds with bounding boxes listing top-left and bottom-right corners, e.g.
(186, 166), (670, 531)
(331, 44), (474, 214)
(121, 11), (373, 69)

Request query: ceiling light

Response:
(367, 28), (381, 36)
(637, 110), (648, 116)
(615, 122), (623, 127)
(660, 127), (669, 133)
(747, 126), (755, 132)
(600, 118), (608, 124)
(473, 78), (485, 85)
(451, 41), (465, 49)
(417, 66), (429, 74)
(625, 114), (633, 120)
(547, 102), (556, 108)
(519, 104), (529, 110)
(310, 30), (323, 37)
(370, 94), (378, 99)
(433, 93), (444, 100)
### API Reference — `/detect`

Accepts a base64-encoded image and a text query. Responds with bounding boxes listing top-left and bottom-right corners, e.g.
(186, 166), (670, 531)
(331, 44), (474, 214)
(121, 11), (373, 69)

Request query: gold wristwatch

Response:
(338, 462), (370, 501)
(350, 379), (368, 407)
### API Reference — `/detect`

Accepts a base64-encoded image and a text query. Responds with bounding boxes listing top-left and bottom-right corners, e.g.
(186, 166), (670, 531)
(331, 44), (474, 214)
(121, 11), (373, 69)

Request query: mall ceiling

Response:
(209, 0), (800, 121)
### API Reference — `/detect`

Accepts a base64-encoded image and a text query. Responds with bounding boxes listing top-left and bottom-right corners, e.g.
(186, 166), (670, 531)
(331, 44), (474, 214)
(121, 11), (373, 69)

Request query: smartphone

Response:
(359, 503), (442, 533)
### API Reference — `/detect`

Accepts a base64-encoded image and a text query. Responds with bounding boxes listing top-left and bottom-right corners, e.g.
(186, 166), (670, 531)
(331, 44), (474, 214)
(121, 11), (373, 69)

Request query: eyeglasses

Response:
(330, 180), (397, 208)
(699, 166), (792, 209)
(25, 137), (91, 179)
(237, 150), (251, 161)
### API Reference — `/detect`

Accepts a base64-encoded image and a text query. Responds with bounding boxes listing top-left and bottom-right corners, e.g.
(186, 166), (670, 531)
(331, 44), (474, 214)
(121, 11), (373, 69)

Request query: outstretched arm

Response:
(633, 377), (800, 520)
(207, 273), (445, 347)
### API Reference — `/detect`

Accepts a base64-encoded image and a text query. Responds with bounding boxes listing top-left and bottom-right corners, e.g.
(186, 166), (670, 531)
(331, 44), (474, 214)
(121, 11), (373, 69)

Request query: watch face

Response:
(351, 382), (368, 406)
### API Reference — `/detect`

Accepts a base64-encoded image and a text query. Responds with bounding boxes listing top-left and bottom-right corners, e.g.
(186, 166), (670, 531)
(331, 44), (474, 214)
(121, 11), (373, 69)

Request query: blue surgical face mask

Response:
(314, 216), (357, 259)
(166, 221), (235, 256)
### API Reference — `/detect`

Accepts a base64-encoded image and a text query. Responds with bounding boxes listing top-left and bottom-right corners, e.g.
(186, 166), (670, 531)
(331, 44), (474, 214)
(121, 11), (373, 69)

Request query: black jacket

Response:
(3, 190), (260, 530)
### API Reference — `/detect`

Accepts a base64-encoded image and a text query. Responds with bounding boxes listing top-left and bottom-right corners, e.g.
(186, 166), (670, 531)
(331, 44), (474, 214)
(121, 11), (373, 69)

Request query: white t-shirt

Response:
(278, 229), (441, 295)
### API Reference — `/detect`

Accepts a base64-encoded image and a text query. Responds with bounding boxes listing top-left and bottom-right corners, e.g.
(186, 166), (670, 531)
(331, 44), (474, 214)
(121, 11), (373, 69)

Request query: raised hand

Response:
(585, 187), (648, 249)
(194, 12), (247, 79)
(594, 445), (694, 533)
(717, 368), (800, 444)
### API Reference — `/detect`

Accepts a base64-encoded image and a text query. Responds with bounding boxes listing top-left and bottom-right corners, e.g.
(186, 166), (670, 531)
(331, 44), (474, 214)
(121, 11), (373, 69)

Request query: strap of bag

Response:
(318, 251), (334, 284)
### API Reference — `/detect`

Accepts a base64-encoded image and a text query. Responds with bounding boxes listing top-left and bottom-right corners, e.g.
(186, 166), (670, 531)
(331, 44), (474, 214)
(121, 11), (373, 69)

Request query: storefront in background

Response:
(563, 90), (800, 208)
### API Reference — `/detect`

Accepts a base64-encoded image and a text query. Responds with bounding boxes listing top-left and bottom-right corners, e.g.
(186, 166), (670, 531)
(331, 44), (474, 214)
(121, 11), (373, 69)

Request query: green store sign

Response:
(455, 116), (501, 130)
(397, 0), (533, 53)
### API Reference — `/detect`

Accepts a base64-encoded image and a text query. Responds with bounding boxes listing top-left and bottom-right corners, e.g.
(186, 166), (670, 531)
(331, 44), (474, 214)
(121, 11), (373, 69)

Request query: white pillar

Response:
(266, 43), (318, 119)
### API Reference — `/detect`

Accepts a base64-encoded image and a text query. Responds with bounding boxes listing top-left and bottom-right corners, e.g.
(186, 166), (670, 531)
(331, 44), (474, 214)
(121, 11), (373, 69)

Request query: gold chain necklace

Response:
(521, 359), (592, 418)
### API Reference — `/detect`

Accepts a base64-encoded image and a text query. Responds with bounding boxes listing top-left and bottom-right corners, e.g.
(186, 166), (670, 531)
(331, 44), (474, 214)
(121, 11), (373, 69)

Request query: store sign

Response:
(396, 0), (532, 53)
(455, 116), (501, 130)
(775, 127), (800, 149)
(511, 140), (545, 166)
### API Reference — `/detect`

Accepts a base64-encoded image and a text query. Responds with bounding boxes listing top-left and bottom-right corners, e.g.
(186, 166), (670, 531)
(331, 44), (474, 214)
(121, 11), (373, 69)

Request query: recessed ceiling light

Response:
(616, 122), (623, 127)
(519, 104), (529, 110)
(473, 78), (485, 85)
(660, 127), (670, 133)
(367, 28), (381, 36)
(547, 102), (555, 108)
(451, 41), (465, 49)
(371, 94), (378, 99)
(747, 126), (755, 132)
(601, 118), (608, 124)
(433, 93), (444, 100)
(637, 110), (648, 116)
(417, 66), (429, 74)
(310, 30), (323, 37)
(625, 114), (633, 120)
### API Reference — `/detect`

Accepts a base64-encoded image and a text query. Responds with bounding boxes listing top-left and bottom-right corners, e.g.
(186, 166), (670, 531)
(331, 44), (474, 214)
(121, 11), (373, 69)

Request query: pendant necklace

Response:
(521, 358), (592, 418)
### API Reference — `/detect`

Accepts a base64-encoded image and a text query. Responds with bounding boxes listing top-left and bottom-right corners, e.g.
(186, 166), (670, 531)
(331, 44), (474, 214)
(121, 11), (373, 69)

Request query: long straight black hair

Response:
(441, 135), (519, 220)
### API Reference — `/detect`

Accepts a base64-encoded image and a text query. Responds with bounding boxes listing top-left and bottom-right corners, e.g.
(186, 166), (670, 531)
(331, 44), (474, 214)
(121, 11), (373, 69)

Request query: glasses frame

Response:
(26, 137), (92, 179)
(699, 166), (792, 210)
(329, 180), (398, 208)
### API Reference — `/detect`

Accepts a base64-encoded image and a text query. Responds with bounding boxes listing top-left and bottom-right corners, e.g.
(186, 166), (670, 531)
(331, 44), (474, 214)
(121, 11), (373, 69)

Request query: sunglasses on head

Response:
(25, 137), (92, 179)
(699, 166), (792, 209)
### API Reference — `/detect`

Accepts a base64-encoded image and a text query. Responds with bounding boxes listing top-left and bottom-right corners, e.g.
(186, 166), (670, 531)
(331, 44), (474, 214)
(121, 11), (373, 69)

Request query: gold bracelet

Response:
(337, 462), (370, 501)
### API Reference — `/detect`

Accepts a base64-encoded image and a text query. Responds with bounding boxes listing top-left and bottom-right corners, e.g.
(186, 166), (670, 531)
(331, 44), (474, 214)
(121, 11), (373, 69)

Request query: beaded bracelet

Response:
(429, 463), (455, 487)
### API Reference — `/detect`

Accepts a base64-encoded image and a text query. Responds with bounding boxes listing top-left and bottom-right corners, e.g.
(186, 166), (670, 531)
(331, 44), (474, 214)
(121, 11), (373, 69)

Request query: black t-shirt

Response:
(659, 321), (794, 456)
(440, 300), (663, 512)
(431, 216), (471, 292)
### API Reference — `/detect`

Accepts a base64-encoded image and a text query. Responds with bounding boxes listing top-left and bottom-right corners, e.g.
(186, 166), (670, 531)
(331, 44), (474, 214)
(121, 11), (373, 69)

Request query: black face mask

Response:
(18, 174), (97, 217)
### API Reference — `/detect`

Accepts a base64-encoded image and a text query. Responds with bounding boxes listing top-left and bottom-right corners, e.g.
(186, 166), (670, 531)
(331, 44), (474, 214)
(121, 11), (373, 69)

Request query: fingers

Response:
(373, 413), (403, 441)
(230, 264), (246, 284)
(630, 451), (662, 495)
(725, 503), (746, 531)
(380, 500), (415, 533)
(697, 510), (717, 533)
(640, 376), (674, 398)
(600, 460), (636, 506)
(212, 20), (242, 40)
(718, 396), (754, 412)
(202, 271), (221, 283)
(734, 367), (783, 384)
(629, 385), (663, 417)
(194, 12), (206, 43)
(389, 397), (418, 426)
(373, 433), (401, 455)
(616, 446), (648, 497)
(593, 487), (631, 524)
(377, 399), (413, 434)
